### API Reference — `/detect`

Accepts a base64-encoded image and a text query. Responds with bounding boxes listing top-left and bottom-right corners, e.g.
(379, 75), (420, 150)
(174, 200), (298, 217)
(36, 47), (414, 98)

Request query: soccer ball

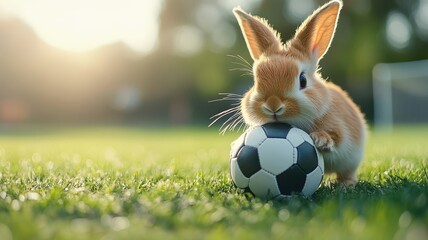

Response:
(230, 122), (324, 199)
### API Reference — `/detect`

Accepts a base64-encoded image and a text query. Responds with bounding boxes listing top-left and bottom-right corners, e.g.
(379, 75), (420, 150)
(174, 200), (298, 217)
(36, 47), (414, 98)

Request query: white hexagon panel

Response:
(257, 138), (295, 175)
(292, 127), (315, 146)
(301, 166), (323, 197)
(286, 128), (305, 147)
(244, 126), (267, 148)
(248, 170), (280, 199)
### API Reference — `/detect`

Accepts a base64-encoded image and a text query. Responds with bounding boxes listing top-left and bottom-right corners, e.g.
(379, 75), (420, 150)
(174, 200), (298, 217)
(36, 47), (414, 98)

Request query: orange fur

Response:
(291, 0), (342, 61)
(233, 7), (282, 60)
(255, 56), (298, 95)
(304, 77), (330, 113)
(316, 82), (366, 145)
(233, 0), (366, 186)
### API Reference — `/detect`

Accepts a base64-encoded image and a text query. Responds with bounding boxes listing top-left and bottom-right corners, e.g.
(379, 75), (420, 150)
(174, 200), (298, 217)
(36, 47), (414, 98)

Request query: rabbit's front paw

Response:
(337, 171), (358, 187)
(310, 131), (335, 152)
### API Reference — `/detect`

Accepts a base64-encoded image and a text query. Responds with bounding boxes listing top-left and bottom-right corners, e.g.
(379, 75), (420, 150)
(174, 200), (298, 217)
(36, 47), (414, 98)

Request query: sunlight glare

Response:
(0, 0), (162, 53)
(415, 0), (428, 37)
(284, 0), (315, 23)
(173, 25), (203, 57)
(386, 11), (412, 49)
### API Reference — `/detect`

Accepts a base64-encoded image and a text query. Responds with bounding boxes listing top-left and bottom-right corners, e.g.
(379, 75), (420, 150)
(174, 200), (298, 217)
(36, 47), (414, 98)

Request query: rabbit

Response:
(231, 0), (367, 186)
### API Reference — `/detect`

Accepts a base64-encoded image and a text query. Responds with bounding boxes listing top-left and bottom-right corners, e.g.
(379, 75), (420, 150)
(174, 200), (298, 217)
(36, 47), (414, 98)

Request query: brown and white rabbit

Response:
(232, 0), (366, 186)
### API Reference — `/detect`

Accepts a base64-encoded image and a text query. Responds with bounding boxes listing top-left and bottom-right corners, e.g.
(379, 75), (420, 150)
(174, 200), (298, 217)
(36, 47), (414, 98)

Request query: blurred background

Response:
(0, 0), (427, 129)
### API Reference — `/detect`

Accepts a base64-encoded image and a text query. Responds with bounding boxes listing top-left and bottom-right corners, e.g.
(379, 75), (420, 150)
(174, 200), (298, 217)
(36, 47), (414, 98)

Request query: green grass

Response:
(0, 126), (427, 240)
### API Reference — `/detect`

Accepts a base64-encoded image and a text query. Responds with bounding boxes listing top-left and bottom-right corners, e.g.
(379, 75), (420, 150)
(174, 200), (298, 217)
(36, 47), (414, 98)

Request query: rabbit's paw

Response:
(337, 172), (358, 187)
(310, 131), (335, 152)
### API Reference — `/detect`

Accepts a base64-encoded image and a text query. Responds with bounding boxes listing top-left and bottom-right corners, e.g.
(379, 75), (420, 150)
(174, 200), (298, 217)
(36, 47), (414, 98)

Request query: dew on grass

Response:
(278, 209), (290, 221)
(32, 153), (42, 163)
(210, 208), (228, 223)
(405, 222), (428, 240)
(71, 218), (91, 233)
(47, 161), (54, 170)
(72, 187), (86, 194)
(72, 154), (82, 164)
(18, 194), (25, 202)
(239, 210), (259, 224)
(20, 160), (30, 170)
(11, 199), (20, 211)
(27, 192), (40, 201)
(398, 211), (412, 228)
(351, 217), (366, 233)
(102, 216), (129, 234)
(104, 148), (123, 167)
(111, 217), (130, 231)
(0, 127), (427, 239)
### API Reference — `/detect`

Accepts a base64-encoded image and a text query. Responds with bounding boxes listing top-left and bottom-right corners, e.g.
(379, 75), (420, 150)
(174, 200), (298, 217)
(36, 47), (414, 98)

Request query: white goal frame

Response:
(372, 59), (428, 130)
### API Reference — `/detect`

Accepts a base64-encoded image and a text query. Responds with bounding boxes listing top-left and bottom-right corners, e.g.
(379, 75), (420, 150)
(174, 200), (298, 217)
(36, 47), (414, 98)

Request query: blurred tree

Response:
(136, 0), (428, 125)
(2, 0), (427, 126)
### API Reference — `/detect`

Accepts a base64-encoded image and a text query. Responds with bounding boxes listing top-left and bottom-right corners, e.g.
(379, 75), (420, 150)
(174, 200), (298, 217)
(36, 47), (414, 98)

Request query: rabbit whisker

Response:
(227, 55), (252, 68)
(219, 111), (242, 134)
(210, 106), (240, 119)
(208, 106), (241, 128)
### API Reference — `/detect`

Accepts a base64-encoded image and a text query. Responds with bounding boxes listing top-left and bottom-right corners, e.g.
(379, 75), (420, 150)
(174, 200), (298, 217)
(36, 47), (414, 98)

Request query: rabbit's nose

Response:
(262, 104), (285, 116)
(274, 105), (285, 115)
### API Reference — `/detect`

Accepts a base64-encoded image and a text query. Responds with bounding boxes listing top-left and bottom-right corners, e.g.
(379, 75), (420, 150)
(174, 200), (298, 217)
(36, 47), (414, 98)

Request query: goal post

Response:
(373, 59), (428, 130)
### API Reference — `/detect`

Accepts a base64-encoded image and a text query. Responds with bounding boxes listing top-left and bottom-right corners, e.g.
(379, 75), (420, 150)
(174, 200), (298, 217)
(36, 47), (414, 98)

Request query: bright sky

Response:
(0, 0), (162, 53)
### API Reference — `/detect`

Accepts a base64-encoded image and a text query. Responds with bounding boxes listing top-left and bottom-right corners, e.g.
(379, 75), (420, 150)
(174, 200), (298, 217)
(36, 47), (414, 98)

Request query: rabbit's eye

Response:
(299, 72), (307, 89)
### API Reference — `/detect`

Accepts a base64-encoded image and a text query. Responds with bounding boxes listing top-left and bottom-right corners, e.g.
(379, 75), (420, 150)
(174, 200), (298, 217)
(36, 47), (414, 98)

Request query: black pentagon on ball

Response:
(236, 145), (261, 178)
(261, 122), (293, 138)
(276, 164), (306, 195)
(296, 142), (318, 173)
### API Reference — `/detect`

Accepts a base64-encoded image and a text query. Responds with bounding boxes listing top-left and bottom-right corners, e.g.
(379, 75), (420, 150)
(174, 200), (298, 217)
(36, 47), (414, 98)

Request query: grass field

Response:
(0, 126), (427, 240)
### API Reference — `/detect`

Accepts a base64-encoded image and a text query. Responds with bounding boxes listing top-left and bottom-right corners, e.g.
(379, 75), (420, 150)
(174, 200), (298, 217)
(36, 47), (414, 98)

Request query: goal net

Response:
(373, 59), (428, 130)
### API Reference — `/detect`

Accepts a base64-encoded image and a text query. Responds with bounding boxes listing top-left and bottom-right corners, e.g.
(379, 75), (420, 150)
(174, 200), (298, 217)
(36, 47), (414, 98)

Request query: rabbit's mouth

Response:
(273, 114), (280, 122)
(261, 102), (286, 122)
(273, 115), (278, 121)
(265, 113), (292, 125)
(261, 113), (284, 124)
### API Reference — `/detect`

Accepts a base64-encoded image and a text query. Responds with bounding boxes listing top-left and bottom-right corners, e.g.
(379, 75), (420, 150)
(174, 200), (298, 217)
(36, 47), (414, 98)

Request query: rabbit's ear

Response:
(233, 7), (282, 61)
(292, 0), (342, 63)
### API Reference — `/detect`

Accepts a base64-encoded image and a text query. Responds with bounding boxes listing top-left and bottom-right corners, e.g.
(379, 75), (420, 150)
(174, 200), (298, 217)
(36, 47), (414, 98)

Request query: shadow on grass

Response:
(273, 176), (428, 218)
(211, 172), (428, 219)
